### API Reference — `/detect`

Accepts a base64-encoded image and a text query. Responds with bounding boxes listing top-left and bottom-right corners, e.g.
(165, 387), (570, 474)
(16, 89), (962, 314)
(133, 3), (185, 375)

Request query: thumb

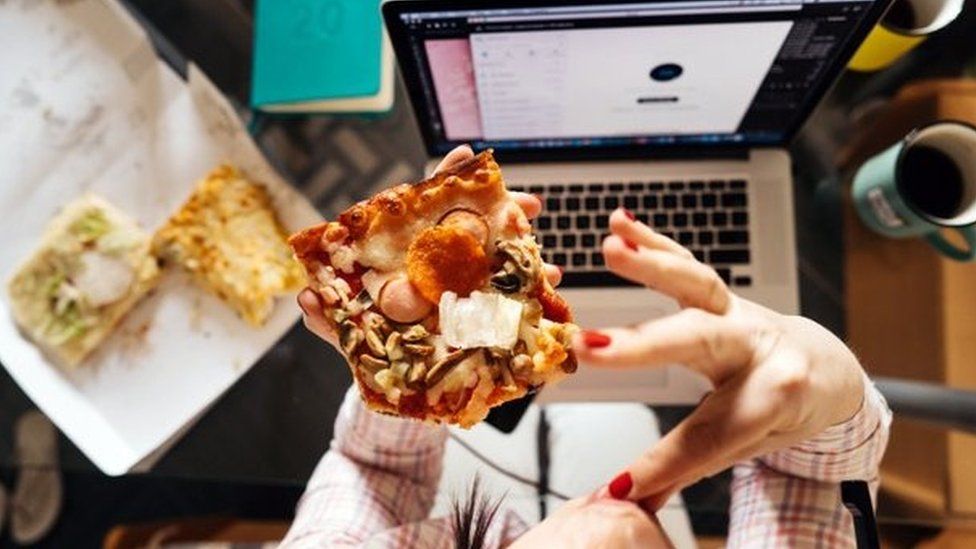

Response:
(605, 380), (774, 505)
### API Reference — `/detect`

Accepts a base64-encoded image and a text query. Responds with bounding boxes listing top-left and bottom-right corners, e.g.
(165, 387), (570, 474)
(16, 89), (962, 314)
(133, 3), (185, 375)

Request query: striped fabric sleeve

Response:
(760, 376), (892, 483)
(280, 386), (449, 547)
(727, 376), (892, 548)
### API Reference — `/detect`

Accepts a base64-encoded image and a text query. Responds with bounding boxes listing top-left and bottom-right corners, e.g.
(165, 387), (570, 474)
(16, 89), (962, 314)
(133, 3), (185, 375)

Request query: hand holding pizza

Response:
(298, 145), (562, 348)
(577, 209), (867, 510)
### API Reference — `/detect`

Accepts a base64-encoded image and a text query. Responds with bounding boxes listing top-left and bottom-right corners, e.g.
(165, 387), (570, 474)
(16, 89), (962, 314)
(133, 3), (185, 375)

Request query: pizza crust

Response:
(290, 150), (577, 427)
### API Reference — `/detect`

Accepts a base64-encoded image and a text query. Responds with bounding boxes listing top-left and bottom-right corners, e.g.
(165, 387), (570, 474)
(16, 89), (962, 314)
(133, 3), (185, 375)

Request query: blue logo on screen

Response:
(650, 63), (683, 82)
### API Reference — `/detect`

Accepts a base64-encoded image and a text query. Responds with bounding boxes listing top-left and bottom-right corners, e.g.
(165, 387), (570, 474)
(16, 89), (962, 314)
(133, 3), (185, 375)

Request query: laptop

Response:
(383, 0), (890, 407)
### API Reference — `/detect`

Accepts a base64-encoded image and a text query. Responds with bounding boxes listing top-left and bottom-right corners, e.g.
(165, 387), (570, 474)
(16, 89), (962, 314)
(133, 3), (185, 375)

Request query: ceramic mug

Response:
(848, 0), (964, 72)
(852, 121), (976, 261)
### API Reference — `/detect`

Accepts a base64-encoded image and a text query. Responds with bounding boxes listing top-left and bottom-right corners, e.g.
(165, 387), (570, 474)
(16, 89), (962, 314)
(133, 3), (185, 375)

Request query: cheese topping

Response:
(73, 251), (135, 307)
(439, 291), (523, 350)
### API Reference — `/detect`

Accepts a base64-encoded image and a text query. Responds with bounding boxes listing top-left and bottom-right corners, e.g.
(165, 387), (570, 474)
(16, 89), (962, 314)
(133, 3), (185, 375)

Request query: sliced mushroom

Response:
(404, 343), (435, 357)
(365, 327), (386, 357)
(407, 360), (428, 388)
(425, 349), (472, 386)
(401, 324), (429, 342)
(359, 354), (389, 373)
(385, 332), (404, 362)
(490, 272), (522, 293)
(340, 321), (364, 356)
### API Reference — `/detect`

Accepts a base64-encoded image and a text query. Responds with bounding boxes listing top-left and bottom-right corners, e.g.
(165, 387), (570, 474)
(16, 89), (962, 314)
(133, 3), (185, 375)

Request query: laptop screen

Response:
(384, 0), (888, 157)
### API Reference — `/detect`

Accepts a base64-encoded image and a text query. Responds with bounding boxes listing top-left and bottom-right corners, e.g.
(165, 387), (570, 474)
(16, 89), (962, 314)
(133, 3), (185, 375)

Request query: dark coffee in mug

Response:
(898, 145), (965, 219)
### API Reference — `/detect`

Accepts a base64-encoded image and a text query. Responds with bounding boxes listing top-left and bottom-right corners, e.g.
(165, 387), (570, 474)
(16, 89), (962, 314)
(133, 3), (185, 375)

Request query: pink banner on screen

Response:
(424, 39), (483, 141)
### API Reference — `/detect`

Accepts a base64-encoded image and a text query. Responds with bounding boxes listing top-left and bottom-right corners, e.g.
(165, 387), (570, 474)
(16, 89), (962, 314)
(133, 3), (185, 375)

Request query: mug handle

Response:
(926, 227), (976, 261)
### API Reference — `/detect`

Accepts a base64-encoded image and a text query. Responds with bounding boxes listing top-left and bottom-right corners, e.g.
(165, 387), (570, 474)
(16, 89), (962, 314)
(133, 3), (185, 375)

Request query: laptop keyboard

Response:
(509, 179), (754, 288)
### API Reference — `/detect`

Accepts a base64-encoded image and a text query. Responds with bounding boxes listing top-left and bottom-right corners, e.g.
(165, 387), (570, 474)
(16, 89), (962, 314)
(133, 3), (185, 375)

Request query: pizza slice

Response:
(289, 150), (578, 427)
(153, 165), (304, 327)
(7, 195), (160, 367)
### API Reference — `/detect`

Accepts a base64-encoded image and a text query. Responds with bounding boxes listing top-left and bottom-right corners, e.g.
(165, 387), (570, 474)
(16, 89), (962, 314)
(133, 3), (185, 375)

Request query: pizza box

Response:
(0, 0), (321, 475)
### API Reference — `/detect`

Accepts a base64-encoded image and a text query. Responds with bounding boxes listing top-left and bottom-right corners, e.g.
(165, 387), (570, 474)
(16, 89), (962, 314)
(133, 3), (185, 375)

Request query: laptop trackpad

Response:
(537, 289), (712, 404)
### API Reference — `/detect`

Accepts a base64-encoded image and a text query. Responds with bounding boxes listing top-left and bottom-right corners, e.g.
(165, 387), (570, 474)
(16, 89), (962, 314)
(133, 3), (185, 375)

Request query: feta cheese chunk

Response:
(439, 291), (523, 350)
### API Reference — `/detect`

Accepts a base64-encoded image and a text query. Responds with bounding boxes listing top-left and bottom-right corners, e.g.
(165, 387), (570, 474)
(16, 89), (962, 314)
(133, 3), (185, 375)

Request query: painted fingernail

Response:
(622, 208), (635, 221)
(624, 239), (639, 252)
(582, 330), (612, 348)
(608, 471), (633, 500)
(557, 266), (564, 276)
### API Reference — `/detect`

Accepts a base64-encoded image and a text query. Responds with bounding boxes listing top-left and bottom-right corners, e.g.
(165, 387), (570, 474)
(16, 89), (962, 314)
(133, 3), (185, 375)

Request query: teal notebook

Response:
(251, 0), (392, 113)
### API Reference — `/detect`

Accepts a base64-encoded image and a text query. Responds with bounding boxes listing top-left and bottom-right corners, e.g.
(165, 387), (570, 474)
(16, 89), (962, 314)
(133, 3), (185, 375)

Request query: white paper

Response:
(0, 0), (322, 475)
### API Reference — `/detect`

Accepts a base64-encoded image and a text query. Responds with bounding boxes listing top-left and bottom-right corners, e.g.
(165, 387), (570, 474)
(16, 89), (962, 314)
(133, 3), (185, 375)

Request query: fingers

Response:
(431, 144), (474, 175)
(379, 275), (434, 324)
(573, 309), (752, 383)
(609, 209), (693, 259)
(612, 380), (777, 508)
(603, 236), (731, 314)
(510, 191), (542, 220)
(298, 289), (338, 347)
(544, 263), (562, 287)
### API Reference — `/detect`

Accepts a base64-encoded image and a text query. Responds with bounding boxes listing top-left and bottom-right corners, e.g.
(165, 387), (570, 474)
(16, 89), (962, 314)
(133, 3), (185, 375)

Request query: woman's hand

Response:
(577, 208), (866, 510)
(298, 144), (561, 349)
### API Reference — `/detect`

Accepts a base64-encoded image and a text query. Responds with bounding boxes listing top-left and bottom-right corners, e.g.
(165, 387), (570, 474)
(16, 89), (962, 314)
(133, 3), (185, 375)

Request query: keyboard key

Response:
(585, 196), (601, 210)
(708, 180), (726, 190)
(541, 252), (550, 263)
(701, 193), (717, 208)
(698, 231), (715, 246)
(718, 230), (749, 245)
(730, 179), (747, 189)
(537, 216), (552, 230)
(732, 211), (749, 226)
(678, 231), (694, 245)
(546, 197), (561, 211)
(653, 213), (668, 228)
(553, 252), (568, 266)
(667, 181), (685, 191)
(690, 181), (705, 190)
(576, 216), (591, 230)
(721, 192), (748, 208)
(636, 213), (649, 224)
(627, 182), (645, 191)
(557, 216), (571, 229)
(542, 235), (557, 248)
(569, 184), (584, 193)
(709, 249), (751, 264)
(642, 195), (659, 209)
(562, 234), (577, 248)
(673, 212), (688, 227)
(692, 249), (706, 262)
(624, 195), (639, 210)
(572, 252), (587, 267)
(681, 194), (698, 209)
(649, 182), (665, 191)
(588, 183), (605, 192)
(712, 212), (728, 226)
(529, 185), (544, 194)
(550, 184), (565, 193)
(692, 212), (708, 227)
(591, 252), (605, 267)
(662, 231), (676, 240)
(716, 267), (732, 283)
(509, 185), (525, 193)
(609, 182), (624, 192)
(582, 233), (597, 247)
(566, 197), (581, 211)
(663, 195), (678, 209)
(604, 196), (620, 210)
(596, 214), (609, 229)
(733, 275), (752, 287)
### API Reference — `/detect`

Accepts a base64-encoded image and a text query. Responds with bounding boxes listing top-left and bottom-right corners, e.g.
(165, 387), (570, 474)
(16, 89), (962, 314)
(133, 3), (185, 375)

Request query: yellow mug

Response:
(849, 0), (964, 72)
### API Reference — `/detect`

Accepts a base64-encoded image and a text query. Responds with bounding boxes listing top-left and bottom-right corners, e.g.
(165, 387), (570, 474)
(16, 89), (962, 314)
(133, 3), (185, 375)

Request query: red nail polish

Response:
(582, 330), (612, 348)
(608, 471), (633, 500)
(557, 266), (564, 276)
(622, 208), (635, 221)
(624, 239), (639, 252)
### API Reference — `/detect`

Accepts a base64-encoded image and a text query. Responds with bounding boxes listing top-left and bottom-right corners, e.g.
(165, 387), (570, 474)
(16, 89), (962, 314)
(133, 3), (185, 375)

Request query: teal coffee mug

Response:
(852, 121), (976, 261)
